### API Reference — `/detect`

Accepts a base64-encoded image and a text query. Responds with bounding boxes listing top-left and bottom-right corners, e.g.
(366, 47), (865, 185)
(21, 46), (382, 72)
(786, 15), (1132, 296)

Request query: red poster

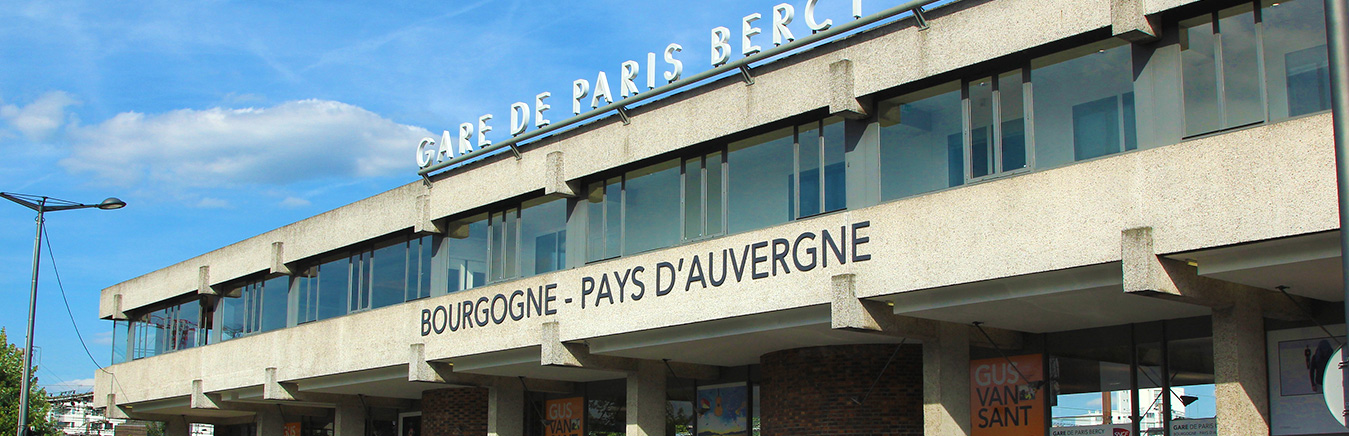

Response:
(970, 354), (1046, 436)
(282, 423), (301, 436)
(544, 397), (584, 436)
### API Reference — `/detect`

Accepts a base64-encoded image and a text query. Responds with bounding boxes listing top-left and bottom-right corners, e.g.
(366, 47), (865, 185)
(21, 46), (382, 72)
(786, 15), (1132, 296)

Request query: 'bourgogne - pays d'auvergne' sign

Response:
(419, 221), (872, 336)
(415, 0), (877, 170)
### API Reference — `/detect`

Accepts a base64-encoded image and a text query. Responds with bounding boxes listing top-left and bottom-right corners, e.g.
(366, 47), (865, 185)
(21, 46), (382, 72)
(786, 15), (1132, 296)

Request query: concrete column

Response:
(334, 400), (366, 436)
(923, 322), (971, 436)
(627, 360), (667, 436)
(256, 407), (285, 436)
(489, 382), (525, 436)
(163, 418), (189, 436)
(1212, 298), (1270, 435)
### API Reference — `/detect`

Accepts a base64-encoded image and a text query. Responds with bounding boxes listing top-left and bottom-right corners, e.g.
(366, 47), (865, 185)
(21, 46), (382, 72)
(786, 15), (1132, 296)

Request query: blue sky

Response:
(0, 0), (874, 393)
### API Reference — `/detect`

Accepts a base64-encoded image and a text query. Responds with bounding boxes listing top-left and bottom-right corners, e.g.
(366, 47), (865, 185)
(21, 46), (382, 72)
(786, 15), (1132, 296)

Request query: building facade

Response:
(93, 0), (1346, 435)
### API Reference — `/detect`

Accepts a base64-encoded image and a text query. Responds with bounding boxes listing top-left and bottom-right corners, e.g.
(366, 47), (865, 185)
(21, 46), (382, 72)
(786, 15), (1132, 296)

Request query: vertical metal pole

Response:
(1330, 0), (1349, 424)
(17, 201), (44, 436)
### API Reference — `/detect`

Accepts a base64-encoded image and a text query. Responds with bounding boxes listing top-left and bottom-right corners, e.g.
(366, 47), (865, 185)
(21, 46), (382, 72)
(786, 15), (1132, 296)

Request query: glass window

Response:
(1165, 318), (1216, 428)
(587, 178), (622, 262)
(408, 235), (434, 301)
(129, 296), (209, 359)
(587, 379), (626, 436)
(624, 159), (681, 255)
(446, 217), (488, 293)
(879, 81), (965, 201)
(520, 197), (568, 276)
(219, 287), (246, 341)
(260, 275), (288, 331)
(967, 69), (1028, 180)
(1032, 39), (1136, 168)
(370, 239), (408, 310)
(111, 320), (127, 364)
(313, 257), (348, 322)
(795, 117), (847, 218)
(489, 208), (520, 282)
(728, 127), (793, 234)
(1263, 0), (1331, 120)
(1182, 4), (1265, 136)
(1049, 325), (1134, 429)
(683, 151), (726, 241)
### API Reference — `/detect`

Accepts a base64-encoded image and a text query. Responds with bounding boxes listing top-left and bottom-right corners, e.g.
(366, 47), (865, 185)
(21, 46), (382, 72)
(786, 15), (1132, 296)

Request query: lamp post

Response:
(1, 192), (125, 436)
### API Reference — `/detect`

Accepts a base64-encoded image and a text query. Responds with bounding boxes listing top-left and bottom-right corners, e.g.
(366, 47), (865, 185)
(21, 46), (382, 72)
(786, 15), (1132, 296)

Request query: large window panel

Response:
(1220, 4), (1264, 127)
(683, 151), (726, 241)
(624, 159), (681, 255)
(1033, 40), (1135, 169)
(489, 209), (520, 282)
(822, 119), (846, 212)
(728, 127), (793, 234)
(408, 235), (434, 301)
(1263, 0), (1331, 119)
(446, 217), (488, 293)
(520, 197), (568, 276)
(587, 178), (622, 262)
(797, 121), (822, 217)
(1182, 4), (1265, 136)
(370, 240), (408, 310)
(219, 288), (246, 341)
(260, 275), (289, 331)
(878, 81), (964, 201)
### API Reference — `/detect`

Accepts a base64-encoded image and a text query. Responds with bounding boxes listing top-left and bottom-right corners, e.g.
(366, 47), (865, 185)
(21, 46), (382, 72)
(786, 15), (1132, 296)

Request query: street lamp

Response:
(1, 192), (125, 436)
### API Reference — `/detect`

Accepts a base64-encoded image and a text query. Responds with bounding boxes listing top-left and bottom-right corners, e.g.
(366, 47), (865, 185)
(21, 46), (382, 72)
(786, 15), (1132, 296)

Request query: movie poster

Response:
(697, 383), (749, 436)
(544, 397), (584, 436)
(1268, 326), (1348, 435)
(970, 354), (1046, 436)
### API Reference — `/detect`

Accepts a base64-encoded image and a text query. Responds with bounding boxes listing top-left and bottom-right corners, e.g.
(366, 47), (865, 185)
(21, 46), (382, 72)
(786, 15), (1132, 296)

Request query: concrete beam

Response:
(827, 59), (869, 119)
(197, 266), (218, 296)
(190, 380), (222, 410)
(409, 343), (495, 386)
(270, 242), (290, 275)
(1213, 298), (1269, 434)
(833, 273), (1024, 348)
(334, 399), (365, 436)
(545, 151), (579, 198)
(626, 360), (666, 436)
(105, 394), (131, 420)
(1111, 0), (1161, 43)
(488, 381), (525, 436)
(923, 322), (972, 436)
(414, 193), (445, 235)
(109, 294), (128, 321)
(1122, 227), (1328, 320)
(263, 367), (301, 401)
(540, 321), (638, 371)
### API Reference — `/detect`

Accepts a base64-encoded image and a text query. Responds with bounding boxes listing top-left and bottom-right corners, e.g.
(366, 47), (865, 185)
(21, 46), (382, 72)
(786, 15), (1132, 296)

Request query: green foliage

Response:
(0, 328), (55, 436)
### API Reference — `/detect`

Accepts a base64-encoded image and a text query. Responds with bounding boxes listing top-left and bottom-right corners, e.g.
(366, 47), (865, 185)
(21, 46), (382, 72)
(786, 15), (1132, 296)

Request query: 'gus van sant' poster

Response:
(697, 383), (749, 436)
(970, 354), (1046, 436)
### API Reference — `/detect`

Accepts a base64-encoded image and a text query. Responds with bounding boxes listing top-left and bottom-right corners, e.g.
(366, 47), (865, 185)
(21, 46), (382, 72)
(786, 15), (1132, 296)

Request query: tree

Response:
(1, 328), (54, 436)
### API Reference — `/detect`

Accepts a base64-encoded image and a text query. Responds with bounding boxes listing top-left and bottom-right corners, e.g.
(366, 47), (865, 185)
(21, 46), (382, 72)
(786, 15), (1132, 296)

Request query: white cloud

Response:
(196, 197), (231, 208)
(47, 378), (96, 392)
(92, 330), (113, 346)
(279, 196), (311, 208)
(61, 99), (431, 188)
(1, 91), (79, 141)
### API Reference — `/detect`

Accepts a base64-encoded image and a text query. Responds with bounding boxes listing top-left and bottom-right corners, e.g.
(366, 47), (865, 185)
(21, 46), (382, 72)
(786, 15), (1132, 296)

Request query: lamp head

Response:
(97, 197), (126, 210)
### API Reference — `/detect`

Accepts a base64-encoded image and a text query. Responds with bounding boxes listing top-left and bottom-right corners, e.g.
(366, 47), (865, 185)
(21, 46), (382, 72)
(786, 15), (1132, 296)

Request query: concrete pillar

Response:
(1213, 298), (1270, 435)
(627, 360), (667, 436)
(489, 382), (525, 436)
(164, 417), (189, 436)
(923, 322), (971, 436)
(256, 407), (285, 436)
(334, 400), (366, 436)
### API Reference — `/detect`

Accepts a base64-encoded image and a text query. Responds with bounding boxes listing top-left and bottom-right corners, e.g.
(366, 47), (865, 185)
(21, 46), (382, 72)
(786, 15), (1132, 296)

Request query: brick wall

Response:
(760, 344), (923, 436)
(422, 388), (488, 436)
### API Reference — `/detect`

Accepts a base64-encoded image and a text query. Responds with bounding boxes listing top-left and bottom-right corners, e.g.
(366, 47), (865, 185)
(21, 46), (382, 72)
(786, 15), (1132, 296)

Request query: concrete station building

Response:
(92, 0), (1347, 434)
